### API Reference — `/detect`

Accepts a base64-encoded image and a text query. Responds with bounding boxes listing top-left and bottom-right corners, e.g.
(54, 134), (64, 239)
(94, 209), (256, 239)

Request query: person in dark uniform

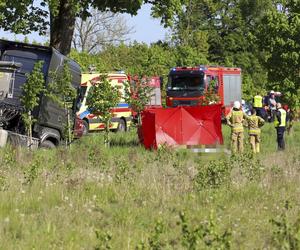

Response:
(274, 103), (287, 150)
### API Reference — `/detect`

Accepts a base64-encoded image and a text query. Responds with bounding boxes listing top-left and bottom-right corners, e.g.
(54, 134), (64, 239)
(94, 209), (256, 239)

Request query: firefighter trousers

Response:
(249, 134), (260, 153)
(231, 131), (244, 154)
(276, 127), (285, 150)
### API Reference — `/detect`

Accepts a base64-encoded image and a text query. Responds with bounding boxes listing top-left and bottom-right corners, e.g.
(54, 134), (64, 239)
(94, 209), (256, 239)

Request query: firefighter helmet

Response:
(233, 101), (241, 109)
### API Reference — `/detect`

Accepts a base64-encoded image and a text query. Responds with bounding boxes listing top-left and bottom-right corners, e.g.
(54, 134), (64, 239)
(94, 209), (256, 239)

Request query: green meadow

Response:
(0, 123), (300, 249)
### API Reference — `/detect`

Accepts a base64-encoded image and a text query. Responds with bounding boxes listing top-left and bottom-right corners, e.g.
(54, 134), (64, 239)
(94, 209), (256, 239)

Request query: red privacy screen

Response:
(140, 104), (223, 149)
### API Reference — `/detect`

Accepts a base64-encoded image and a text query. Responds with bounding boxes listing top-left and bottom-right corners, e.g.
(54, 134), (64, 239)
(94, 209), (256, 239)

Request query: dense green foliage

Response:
(257, 1), (300, 108)
(70, 42), (208, 77)
(69, 0), (300, 108)
(1, 0), (299, 107)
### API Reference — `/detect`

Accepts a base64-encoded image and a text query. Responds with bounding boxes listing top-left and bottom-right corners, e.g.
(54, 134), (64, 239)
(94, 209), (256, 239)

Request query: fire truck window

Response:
(168, 75), (205, 91)
(212, 76), (219, 93)
(207, 75), (219, 93)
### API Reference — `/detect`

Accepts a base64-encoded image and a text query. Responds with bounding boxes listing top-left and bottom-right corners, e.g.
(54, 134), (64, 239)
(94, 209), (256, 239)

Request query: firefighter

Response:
(274, 103), (287, 150)
(226, 101), (248, 154)
(246, 109), (265, 153)
(253, 92), (264, 118)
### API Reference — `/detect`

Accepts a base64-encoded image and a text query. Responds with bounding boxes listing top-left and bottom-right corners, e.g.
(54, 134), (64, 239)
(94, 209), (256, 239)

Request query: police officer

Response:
(246, 109), (265, 153)
(226, 101), (248, 154)
(274, 103), (287, 150)
(253, 92), (264, 118)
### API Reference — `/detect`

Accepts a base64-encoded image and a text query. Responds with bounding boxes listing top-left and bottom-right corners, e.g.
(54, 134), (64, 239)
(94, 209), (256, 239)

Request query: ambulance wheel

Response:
(83, 120), (89, 135)
(40, 140), (56, 149)
(117, 119), (126, 132)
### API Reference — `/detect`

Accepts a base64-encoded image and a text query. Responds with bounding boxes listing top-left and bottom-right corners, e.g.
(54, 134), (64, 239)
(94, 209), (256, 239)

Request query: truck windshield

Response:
(168, 75), (205, 91)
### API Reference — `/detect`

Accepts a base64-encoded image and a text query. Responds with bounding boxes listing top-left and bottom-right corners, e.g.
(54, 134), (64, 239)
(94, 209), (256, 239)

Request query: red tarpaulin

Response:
(140, 105), (223, 149)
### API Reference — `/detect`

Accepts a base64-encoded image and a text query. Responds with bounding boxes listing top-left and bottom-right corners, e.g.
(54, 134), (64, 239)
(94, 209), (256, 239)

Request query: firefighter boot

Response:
(256, 143), (260, 153)
(249, 135), (256, 153)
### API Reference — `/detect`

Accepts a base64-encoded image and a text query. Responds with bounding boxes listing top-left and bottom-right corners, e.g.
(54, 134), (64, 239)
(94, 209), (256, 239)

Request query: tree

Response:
(124, 77), (153, 125)
(20, 61), (45, 149)
(169, 0), (272, 99)
(0, 0), (184, 55)
(257, 0), (300, 108)
(72, 9), (133, 54)
(47, 62), (77, 147)
(86, 75), (120, 147)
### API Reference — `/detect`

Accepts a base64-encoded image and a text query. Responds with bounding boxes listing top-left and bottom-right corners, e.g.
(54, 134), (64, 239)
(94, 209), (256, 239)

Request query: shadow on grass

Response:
(110, 136), (141, 147)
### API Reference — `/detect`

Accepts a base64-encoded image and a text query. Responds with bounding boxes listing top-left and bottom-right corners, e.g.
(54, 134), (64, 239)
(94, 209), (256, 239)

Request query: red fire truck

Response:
(166, 66), (242, 116)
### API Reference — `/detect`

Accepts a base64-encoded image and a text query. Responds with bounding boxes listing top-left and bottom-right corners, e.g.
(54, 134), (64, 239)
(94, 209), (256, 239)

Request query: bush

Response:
(194, 153), (265, 191)
(270, 201), (300, 249)
(179, 211), (231, 250)
(194, 159), (232, 190)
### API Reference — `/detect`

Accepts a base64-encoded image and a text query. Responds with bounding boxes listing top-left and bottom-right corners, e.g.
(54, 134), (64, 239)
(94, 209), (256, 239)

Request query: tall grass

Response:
(0, 123), (299, 249)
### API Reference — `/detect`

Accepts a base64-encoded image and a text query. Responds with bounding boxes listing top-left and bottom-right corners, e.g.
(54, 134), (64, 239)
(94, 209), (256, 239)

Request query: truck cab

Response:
(0, 39), (81, 148)
(166, 66), (242, 116)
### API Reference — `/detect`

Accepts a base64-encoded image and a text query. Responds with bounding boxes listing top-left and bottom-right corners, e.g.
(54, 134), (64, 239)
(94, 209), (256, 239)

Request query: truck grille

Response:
(173, 100), (198, 107)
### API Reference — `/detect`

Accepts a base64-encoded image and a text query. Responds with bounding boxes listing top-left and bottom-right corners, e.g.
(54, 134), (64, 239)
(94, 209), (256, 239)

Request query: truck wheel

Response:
(40, 140), (56, 149)
(117, 119), (126, 132)
(83, 120), (89, 135)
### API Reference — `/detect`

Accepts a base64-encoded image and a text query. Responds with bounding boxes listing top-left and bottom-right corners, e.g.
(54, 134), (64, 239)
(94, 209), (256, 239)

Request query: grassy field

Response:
(0, 122), (300, 249)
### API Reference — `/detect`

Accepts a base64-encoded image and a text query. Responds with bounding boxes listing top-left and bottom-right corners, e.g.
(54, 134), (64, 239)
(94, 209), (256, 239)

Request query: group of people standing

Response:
(226, 94), (289, 154)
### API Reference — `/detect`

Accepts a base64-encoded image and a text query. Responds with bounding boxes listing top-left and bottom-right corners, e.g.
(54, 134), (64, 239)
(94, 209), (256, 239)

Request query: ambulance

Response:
(78, 72), (132, 134)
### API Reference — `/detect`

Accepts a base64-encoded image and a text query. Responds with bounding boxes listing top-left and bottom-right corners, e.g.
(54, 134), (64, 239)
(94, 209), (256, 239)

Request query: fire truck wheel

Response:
(40, 140), (56, 149)
(117, 119), (126, 132)
(83, 120), (89, 135)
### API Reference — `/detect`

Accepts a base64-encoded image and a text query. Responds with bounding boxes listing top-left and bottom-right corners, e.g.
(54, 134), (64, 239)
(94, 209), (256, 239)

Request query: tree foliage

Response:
(0, 0), (183, 55)
(21, 61), (45, 148)
(257, 0), (300, 108)
(124, 77), (153, 125)
(47, 62), (77, 146)
(85, 75), (121, 147)
(170, 0), (272, 101)
(21, 61), (45, 116)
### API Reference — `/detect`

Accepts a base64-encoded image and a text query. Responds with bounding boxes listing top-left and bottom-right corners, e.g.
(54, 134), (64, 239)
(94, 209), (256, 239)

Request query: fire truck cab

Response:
(166, 66), (242, 116)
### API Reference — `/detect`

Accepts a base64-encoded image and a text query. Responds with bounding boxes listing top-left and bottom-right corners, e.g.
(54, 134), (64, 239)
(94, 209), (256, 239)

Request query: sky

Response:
(0, 4), (168, 45)
(124, 4), (169, 44)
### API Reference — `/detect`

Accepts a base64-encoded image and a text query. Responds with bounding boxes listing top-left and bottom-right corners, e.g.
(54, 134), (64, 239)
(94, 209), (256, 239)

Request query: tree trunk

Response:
(104, 119), (110, 148)
(50, 0), (76, 55)
(28, 111), (32, 150)
(67, 107), (72, 147)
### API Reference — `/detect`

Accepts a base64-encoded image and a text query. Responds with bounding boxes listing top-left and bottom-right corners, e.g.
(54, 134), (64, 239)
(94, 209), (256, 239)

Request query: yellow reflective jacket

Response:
(247, 115), (265, 135)
(274, 108), (287, 127)
(226, 109), (247, 132)
(253, 95), (263, 108)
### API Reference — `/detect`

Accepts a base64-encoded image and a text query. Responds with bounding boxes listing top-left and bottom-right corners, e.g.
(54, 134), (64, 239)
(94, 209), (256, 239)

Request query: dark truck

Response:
(0, 40), (81, 148)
